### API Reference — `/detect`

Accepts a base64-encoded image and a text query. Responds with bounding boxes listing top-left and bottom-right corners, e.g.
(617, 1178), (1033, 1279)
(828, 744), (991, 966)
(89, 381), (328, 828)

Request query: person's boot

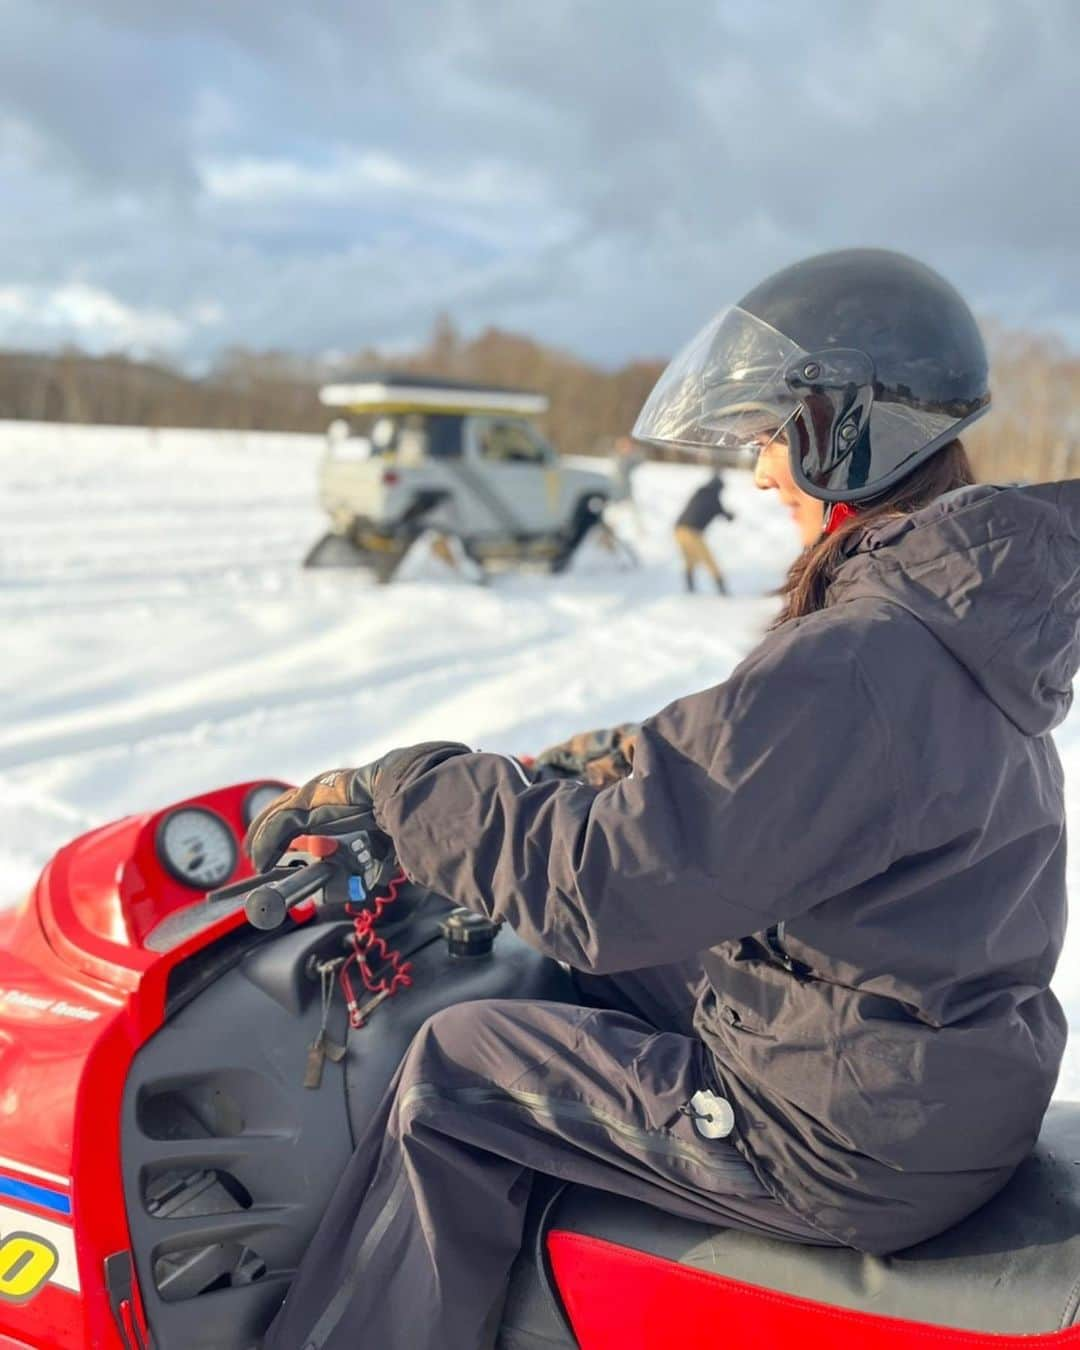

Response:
(684, 569), (695, 593)
(715, 575), (728, 596)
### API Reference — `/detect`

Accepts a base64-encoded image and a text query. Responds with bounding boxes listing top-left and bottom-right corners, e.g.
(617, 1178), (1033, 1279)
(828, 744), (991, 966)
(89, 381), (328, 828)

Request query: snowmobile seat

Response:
(499, 1100), (1080, 1348)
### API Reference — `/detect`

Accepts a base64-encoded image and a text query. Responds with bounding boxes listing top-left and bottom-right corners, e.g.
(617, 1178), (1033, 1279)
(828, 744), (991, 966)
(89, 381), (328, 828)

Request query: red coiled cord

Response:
(340, 867), (413, 1028)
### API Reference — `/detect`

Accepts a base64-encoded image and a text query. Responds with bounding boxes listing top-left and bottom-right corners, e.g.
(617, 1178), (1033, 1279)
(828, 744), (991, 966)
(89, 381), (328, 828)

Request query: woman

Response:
(252, 249), (1080, 1350)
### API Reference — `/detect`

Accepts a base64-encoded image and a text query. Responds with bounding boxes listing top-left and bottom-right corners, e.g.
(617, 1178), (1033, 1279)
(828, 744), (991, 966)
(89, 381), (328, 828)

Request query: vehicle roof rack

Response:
(319, 371), (549, 416)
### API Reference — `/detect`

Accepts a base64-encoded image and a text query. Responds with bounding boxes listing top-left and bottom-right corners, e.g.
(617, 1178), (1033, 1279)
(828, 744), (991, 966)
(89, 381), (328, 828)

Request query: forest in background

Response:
(0, 314), (1076, 483)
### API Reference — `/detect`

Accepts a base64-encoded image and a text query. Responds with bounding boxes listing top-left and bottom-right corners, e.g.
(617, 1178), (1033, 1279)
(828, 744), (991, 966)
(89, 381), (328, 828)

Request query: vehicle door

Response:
(463, 417), (563, 534)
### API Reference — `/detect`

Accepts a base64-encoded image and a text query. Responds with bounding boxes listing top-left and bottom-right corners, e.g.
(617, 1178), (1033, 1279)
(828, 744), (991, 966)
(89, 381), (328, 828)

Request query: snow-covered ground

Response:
(3, 420), (1079, 1096)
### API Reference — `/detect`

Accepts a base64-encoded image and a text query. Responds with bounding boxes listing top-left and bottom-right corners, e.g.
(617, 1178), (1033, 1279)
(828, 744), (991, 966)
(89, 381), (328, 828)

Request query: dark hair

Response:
(772, 440), (976, 627)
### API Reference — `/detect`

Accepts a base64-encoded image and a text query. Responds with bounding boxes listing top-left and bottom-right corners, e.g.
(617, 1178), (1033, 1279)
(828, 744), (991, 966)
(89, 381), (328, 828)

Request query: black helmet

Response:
(632, 248), (990, 503)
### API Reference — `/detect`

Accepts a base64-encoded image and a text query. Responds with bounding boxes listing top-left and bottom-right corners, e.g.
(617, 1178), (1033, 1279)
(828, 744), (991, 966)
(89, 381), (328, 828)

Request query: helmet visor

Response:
(634, 303), (990, 502)
(632, 306), (802, 455)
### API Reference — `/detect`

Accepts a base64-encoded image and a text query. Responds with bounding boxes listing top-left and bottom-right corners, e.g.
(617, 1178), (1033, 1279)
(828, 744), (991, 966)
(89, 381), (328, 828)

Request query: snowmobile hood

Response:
(827, 480), (1080, 736)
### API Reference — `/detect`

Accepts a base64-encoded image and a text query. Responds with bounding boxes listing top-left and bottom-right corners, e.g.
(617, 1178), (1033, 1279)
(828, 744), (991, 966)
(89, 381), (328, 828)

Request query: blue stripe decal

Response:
(0, 1174), (72, 1216)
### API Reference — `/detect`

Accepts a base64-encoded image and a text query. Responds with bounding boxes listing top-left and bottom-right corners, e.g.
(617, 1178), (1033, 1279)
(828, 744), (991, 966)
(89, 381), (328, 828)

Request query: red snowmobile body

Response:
(2, 782), (1080, 1349)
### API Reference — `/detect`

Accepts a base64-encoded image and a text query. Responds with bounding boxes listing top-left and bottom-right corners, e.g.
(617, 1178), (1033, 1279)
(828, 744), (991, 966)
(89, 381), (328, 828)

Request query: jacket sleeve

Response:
(373, 625), (906, 973)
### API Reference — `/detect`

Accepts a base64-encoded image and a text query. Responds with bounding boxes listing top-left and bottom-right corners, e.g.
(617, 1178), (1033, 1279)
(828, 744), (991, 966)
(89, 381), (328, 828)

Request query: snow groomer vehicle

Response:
(305, 373), (619, 579)
(4, 779), (1080, 1349)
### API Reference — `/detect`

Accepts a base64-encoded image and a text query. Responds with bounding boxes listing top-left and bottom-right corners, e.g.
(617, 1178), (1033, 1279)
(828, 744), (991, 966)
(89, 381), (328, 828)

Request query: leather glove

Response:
(534, 722), (639, 789)
(243, 761), (396, 888)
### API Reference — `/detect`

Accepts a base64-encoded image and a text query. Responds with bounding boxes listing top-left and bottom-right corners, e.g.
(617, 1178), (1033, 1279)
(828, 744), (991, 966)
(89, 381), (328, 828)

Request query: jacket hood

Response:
(827, 481), (1080, 735)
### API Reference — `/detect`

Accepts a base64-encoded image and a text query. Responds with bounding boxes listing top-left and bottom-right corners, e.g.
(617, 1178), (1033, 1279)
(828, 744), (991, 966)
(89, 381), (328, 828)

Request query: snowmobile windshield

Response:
(632, 307), (802, 457)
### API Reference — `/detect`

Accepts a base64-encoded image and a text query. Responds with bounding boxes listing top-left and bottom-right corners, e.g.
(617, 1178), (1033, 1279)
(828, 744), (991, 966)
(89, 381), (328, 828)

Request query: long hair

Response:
(772, 440), (976, 627)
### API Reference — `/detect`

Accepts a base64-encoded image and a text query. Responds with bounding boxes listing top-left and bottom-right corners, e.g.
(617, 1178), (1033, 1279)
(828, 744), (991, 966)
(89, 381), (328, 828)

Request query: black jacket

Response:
(374, 482), (1080, 1253)
(676, 474), (734, 531)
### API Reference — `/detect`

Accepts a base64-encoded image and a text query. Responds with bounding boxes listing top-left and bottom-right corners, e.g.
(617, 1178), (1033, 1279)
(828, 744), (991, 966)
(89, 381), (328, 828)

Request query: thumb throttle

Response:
(244, 860), (336, 931)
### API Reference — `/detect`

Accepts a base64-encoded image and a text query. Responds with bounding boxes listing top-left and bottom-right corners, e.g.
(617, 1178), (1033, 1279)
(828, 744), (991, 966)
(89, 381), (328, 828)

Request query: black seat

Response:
(498, 1101), (1080, 1347)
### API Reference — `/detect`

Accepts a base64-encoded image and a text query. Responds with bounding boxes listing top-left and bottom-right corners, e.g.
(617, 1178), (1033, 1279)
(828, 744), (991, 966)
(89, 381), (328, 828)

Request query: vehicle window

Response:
(425, 415), (462, 460)
(476, 419), (550, 465)
(371, 417), (396, 455)
(396, 415), (429, 465)
(362, 413), (462, 462)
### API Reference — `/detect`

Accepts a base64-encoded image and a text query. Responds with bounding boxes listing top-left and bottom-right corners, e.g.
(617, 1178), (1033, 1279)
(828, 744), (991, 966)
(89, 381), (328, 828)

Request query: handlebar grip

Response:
(244, 860), (336, 931)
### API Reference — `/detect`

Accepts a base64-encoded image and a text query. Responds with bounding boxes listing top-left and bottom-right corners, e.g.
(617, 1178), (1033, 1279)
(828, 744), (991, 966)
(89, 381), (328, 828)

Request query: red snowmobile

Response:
(2, 779), (1080, 1350)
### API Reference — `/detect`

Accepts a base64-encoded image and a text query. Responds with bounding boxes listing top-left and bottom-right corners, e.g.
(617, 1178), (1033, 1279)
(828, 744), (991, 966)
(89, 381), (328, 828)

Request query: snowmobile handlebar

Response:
(243, 859), (337, 931)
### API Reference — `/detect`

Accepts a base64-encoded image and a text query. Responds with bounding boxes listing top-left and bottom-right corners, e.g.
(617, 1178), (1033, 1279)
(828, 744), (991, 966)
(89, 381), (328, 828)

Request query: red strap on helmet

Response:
(824, 501), (858, 534)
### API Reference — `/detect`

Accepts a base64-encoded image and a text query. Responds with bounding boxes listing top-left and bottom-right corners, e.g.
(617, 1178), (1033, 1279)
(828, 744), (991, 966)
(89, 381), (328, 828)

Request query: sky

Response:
(1, 0), (1078, 367)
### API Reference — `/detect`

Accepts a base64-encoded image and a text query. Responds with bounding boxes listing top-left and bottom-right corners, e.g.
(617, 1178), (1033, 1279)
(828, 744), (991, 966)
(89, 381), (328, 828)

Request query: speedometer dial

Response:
(157, 808), (237, 890)
(242, 782), (290, 829)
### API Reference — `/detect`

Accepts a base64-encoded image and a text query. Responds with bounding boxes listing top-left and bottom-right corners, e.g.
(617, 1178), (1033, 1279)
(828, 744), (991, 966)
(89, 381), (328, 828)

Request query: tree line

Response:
(0, 315), (1075, 482)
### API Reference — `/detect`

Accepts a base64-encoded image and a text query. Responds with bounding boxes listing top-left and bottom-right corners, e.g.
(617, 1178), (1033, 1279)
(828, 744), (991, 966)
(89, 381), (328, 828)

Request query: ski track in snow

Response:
(3, 420), (1080, 1098)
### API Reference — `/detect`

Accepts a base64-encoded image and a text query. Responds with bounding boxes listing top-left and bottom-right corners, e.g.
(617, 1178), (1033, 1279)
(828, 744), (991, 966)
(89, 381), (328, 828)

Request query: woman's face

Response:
(753, 434), (825, 547)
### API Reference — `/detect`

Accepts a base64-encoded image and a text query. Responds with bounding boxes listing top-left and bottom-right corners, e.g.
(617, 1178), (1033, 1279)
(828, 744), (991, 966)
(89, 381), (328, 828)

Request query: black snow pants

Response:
(263, 961), (835, 1350)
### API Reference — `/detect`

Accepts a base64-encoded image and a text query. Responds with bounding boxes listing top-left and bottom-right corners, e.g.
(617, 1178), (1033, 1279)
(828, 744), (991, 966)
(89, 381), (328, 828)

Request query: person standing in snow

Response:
(248, 249), (1079, 1350)
(674, 469), (735, 592)
(611, 433), (644, 501)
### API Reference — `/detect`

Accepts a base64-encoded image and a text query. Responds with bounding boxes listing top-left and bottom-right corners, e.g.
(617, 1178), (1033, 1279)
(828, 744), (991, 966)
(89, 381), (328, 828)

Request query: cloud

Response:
(199, 147), (551, 214)
(0, 0), (1077, 364)
(0, 282), (220, 354)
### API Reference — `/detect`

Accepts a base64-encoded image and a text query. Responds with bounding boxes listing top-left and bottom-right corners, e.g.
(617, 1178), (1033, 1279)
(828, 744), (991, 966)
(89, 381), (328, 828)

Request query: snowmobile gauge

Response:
(155, 806), (237, 889)
(242, 781), (289, 828)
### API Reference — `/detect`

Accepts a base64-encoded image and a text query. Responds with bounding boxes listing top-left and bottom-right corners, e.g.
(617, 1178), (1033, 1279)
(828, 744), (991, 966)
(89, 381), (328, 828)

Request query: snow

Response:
(2, 419), (1079, 1097)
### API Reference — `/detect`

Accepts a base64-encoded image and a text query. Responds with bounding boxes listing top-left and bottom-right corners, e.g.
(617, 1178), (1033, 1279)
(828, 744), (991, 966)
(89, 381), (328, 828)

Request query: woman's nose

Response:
(753, 455), (776, 491)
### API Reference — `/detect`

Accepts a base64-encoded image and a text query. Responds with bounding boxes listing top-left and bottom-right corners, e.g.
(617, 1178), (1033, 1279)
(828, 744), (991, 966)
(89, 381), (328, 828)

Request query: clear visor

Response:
(632, 306), (803, 454)
(633, 302), (988, 501)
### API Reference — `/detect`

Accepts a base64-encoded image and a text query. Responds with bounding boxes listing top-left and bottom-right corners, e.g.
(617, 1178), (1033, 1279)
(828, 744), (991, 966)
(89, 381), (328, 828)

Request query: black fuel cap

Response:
(440, 908), (499, 958)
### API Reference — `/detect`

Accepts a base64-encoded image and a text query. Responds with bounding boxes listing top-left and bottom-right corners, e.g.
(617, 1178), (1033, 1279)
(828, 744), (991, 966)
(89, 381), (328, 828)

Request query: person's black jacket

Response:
(676, 473), (734, 530)
(373, 483), (1080, 1253)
